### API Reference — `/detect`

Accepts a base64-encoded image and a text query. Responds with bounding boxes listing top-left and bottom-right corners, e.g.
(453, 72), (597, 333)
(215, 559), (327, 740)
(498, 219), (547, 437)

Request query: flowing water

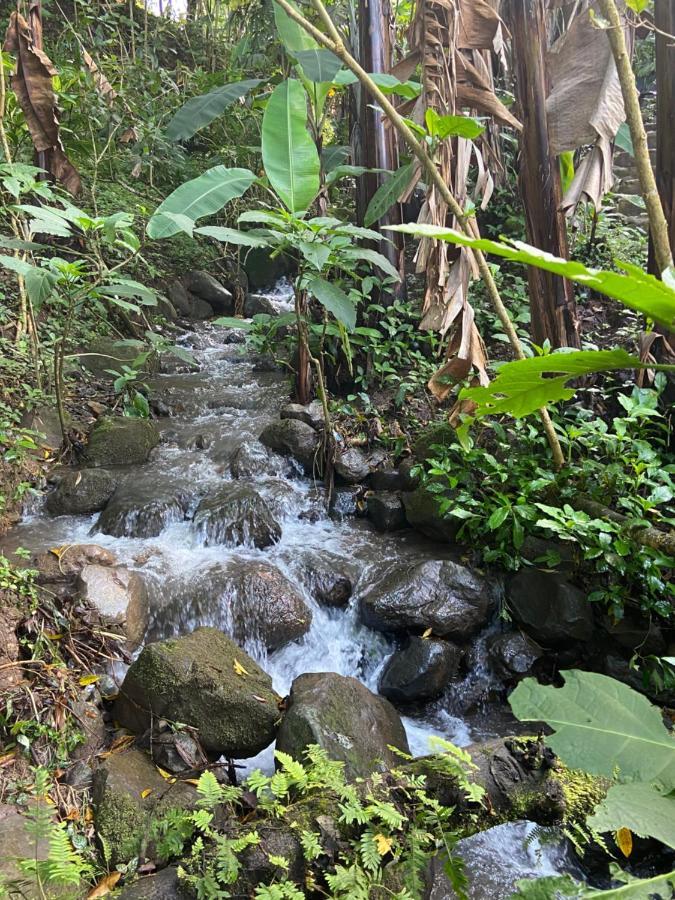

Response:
(1, 283), (584, 894)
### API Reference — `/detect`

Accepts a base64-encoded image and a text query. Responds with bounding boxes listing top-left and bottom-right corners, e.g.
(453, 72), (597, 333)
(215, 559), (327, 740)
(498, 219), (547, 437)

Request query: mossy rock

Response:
(413, 422), (455, 463)
(401, 484), (460, 543)
(114, 627), (281, 757)
(84, 416), (159, 468)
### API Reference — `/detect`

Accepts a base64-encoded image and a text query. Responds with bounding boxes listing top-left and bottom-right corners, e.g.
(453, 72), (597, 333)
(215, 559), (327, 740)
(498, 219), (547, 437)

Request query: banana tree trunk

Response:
(354, 0), (404, 297)
(652, 0), (675, 263)
(510, 0), (580, 349)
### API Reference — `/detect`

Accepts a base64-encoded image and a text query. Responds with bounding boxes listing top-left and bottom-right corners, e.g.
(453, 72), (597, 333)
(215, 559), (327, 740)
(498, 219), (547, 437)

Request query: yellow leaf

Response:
(183, 778), (200, 786)
(233, 659), (250, 676)
(79, 674), (100, 686)
(49, 546), (65, 558)
(421, 627), (432, 639)
(44, 632), (63, 640)
(616, 827), (633, 858)
(155, 766), (176, 783)
(140, 788), (153, 798)
(374, 833), (393, 856)
(86, 871), (121, 898)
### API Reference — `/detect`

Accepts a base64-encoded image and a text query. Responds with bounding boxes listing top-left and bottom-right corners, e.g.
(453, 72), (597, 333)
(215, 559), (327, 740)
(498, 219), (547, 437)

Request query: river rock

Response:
(117, 867), (181, 899)
(244, 293), (278, 317)
(280, 400), (325, 430)
(34, 543), (117, 583)
(401, 484), (459, 542)
(243, 247), (290, 290)
(329, 485), (364, 518)
(183, 270), (233, 313)
(239, 823), (304, 891)
(229, 441), (298, 479)
(360, 559), (493, 639)
(92, 748), (197, 866)
(96, 484), (192, 538)
(334, 447), (370, 483)
(379, 637), (461, 703)
(0, 804), (50, 894)
(78, 564), (149, 649)
(166, 280), (193, 317)
(488, 631), (544, 682)
(507, 569), (594, 647)
(114, 628), (280, 757)
(398, 457), (420, 491)
(84, 416), (159, 468)
(70, 698), (108, 761)
(413, 421), (455, 462)
(193, 483), (281, 548)
(370, 467), (405, 492)
(46, 469), (117, 516)
(366, 491), (406, 532)
(299, 553), (353, 608)
(276, 672), (410, 779)
(259, 418), (321, 475)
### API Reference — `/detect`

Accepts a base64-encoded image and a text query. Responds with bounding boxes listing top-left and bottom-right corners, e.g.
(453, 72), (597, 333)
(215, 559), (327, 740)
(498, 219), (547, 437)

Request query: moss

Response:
(413, 422), (456, 462)
(553, 763), (609, 826)
(96, 786), (146, 866)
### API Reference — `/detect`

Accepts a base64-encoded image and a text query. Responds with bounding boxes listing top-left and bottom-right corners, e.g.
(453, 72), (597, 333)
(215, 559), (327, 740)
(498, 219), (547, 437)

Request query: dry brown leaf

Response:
(82, 49), (117, 105)
(3, 12), (81, 195)
(616, 827), (633, 858)
(86, 871), (121, 898)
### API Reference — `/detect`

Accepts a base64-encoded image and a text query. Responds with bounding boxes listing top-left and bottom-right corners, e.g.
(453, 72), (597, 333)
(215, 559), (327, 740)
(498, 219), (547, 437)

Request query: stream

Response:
(1, 282), (586, 896)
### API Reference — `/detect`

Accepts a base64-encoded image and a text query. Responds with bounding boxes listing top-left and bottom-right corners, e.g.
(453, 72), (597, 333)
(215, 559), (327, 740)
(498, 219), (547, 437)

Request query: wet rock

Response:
(401, 485), (460, 543)
(280, 400), (325, 430)
(96, 484), (192, 538)
(114, 628), (280, 757)
(259, 418), (321, 475)
(183, 270), (233, 314)
(366, 491), (406, 532)
(157, 294), (178, 322)
(252, 353), (281, 372)
(379, 636), (461, 703)
(117, 867), (182, 899)
(166, 280), (193, 317)
(520, 536), (578, 576)
(360, 559), (493, 640)
(488, 631), (544, 682)
(599, 614), (665, 656)
(370, 467), (404, 492)
(299, 553), (353, 608)
(34, 543), (117, 583)
(239, 823), (304, 890)
(187, 294), (214, 320)
(276, 672), (410, 780)
(229, 441), (298, 479)
(70, 698), (108, 761)
(244, 293), (278, 317)
(78, 564), (149, 650)
(243, 247), (291, 290)
(329, 485), (364, 519)
(46, 468), (117, 516)
(507, 569), (594, 647)
(398, 457), (420, 491)
(92, 748), (197, 866)
(84, 416), (159, 468)
(193, 483), (281, 549)
(334, 447), (370, 484)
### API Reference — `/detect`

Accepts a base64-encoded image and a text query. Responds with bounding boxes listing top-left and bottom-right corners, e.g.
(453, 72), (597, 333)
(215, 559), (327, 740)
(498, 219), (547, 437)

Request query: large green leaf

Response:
(273, 0), (318, 53)
(588, 783), (675, 849)
(340, 247), (401, 282)
(385, 225), (675, 331)
(511, 870), (675, 899)
(458, 349), (650, 420)
(509, 670), (675, 788)
(425, 109), (485, 140)
(364, 163), (416, 227)
(165, 80), (262, 142)
(0, 255), (57, 311)
(147, 166), (256, 239)
(194, 225), (269, 247)
(306, 275), (356, 330)
(294, 48), (342, 83)
(333, 70), (422, 99)
(261, 79), (320, 214)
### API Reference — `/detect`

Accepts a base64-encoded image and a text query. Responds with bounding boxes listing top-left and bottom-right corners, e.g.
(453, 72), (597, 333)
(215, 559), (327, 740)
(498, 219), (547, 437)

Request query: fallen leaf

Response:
(374, 833), (393, 855)
(183, 778), (200, 786)
(253, 695), (268, 703)
(86, 871), (121, 898)
(421, 627), (433, 639)
(155, 766), (176, 783)
(79, 674), (99, 686)
(233, 659), (250, 677)
(44, 632), (63, 640)
(49, 546), (65, 558)
(616, 827), (632, 858)
(140, 788), (153, 799)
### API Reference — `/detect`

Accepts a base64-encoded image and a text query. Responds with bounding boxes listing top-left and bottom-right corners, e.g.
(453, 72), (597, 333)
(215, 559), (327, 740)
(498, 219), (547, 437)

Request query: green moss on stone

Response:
(96, 787), (146, 866)
(413, 422), (455, 463)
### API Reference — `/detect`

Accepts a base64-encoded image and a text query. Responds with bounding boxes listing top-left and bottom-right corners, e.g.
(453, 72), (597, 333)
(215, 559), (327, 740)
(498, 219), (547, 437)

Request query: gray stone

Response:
(187, 294), (214, 320)
(166, 280), (192, 317)
(0, 804), (50, 896)
(46, 469), (117, 516)
(402, 485), (460, 543)
(96, 484), (192, 538)
(229, 441), (297, 479)
(78, 564), (149, 650)
(183, 270), (233, 313)
(276, 672), (410, 780)
(488, 631), (544, 682)
(398, 457), (420, 491)
(84, 416), (159, 468)
(379, 637), (461, 703)
(360, 559), (493, 640)
(334, 447), (370, 483)
(366, 492), (407, 532)
(244, 293), (278, 317)
(78, 337), (143, 379)
(370, 468), (404, 492)
(70, 698), (108, 761)
(329, 485), (364, 519)
(118, 867), (182, 899)
(34, 543), (117, 583)
(243, 247), (291, 290)
(193, 483), (281, 549)
(280, 400), (325, 430)
(259, 418), (321, 476)
(301, 554), (353, 608)
(240, 824), (304, 889)
(507, 569), (594, 647)
(114, 628), (280, 757)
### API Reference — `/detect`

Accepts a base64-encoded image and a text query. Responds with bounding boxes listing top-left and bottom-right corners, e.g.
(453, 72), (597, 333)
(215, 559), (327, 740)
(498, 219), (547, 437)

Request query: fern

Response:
(300, 829), (322, 861)
(196, 770), (225, 808)
(357, 830), (381, 874)
(274, 750), (308, 790)
(254, 882), (305, 899)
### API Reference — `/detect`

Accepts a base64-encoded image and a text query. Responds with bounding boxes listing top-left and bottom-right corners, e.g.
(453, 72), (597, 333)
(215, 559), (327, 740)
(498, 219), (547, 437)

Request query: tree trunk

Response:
(354, 0), (404, 298)
(650, 0), (675, 267)
(510, 0), (580, 350)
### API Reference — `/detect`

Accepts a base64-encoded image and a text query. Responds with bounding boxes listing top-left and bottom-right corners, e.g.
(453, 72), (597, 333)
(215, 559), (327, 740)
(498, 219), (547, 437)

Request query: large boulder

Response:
(46, 469), (117, 516)
(193, 483), (281, 549)
(33, 543), (116, 583)
(297, 552), (353, 608)
(243, 247), (291, 291)
(259, 418), (321, 476)
(401, 485), (460, 543)
(114, 628), (281, 757)
(78, 337), (144, 380)
(334, 448), (370, 484)
(78, 564), (149, 650)
(366, 492), (406, 532)
(280, 400), (325, 431)
(244, 293), (278, 317)
(229, 441), (298, 479)
(378, 636), (461, 704)
(84, 416), (159, 468)
(92, 748), (196, 866)
(117, 867), (182, 899)
(360, 559), (493, 640)
(183, 270), (233, 314)
(96, 484), (192, 538)
(275, 672), (409, 780)
(507, 569), (594, 647)
(488, 631), (544, 683)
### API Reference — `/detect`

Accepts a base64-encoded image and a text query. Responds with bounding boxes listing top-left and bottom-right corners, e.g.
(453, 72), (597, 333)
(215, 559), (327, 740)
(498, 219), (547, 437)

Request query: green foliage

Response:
(512, 867), (675, 899)
(365, 163), (415, 227)
(165, 79), (263, 142)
